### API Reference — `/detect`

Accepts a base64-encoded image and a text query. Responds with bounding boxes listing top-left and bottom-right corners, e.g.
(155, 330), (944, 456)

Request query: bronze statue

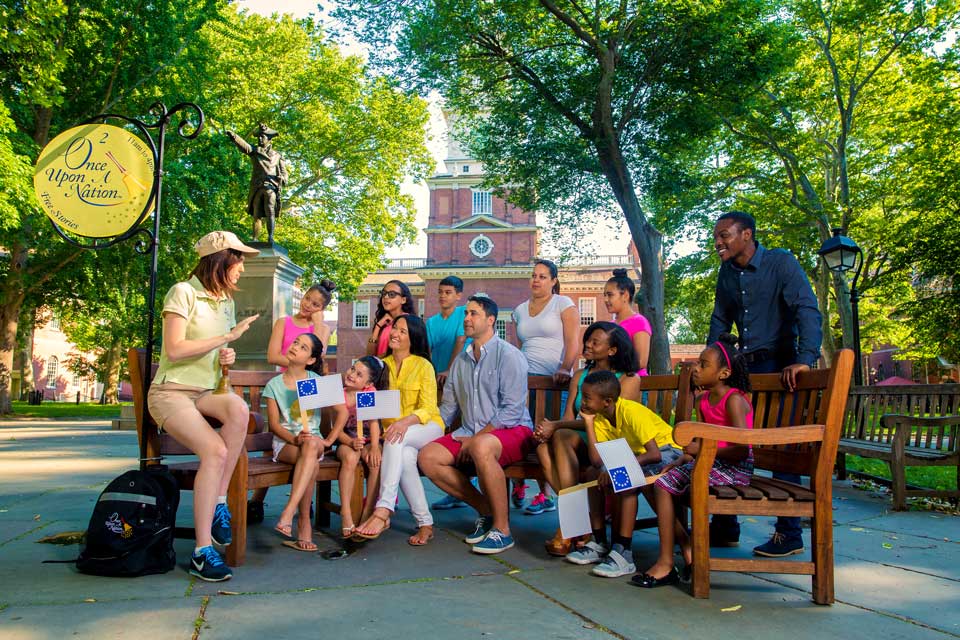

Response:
(225, 123), (288, 244)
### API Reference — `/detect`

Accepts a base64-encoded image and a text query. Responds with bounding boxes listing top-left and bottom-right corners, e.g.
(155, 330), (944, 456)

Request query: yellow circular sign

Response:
(34, 124), (155, 238)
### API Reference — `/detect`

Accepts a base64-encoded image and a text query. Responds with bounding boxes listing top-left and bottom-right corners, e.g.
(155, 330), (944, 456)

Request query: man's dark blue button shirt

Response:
(708, 243), (822, 367)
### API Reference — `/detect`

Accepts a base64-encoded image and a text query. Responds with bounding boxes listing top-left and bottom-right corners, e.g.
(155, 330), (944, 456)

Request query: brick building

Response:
(336, 120), (640, 372)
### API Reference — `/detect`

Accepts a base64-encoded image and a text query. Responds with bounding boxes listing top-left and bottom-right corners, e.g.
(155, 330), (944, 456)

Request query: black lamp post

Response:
(818, 228), (864, 386)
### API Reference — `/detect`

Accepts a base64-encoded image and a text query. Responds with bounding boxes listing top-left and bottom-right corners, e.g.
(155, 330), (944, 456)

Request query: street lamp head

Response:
(818, 227), (862, 274)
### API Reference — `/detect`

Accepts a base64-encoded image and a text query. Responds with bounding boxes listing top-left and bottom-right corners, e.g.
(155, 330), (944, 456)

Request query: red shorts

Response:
(434, 427), (535, 467)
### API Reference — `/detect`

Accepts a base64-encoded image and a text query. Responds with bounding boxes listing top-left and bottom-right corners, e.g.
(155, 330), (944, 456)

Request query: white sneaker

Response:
(591, 545), (636, 578)
(564, 541), (608, 565)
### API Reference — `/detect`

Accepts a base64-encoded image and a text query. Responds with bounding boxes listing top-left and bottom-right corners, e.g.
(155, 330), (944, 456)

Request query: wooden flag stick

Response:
(558, 480), (598, 496)
(357, 419), (364, 442)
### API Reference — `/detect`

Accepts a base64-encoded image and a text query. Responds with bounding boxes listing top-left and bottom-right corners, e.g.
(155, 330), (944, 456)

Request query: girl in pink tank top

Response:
(632, 334), (754, 588)
(266, 281), (336, 372)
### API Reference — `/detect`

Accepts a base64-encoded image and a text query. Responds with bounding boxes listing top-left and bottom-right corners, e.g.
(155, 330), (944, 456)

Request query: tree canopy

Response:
(0, 1), (431, 409)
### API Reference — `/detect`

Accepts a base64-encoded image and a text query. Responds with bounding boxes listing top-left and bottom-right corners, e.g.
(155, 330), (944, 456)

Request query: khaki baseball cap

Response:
(194, 230), (260, 258)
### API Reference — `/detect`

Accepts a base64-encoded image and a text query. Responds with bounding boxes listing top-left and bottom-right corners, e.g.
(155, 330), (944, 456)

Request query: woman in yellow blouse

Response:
(355, 315), (444, 546)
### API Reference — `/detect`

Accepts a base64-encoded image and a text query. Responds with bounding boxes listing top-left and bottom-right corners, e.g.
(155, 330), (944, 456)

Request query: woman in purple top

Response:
(603, 268), (651, 375)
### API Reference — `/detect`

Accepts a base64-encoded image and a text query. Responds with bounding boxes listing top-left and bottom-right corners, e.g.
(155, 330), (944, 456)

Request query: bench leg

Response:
(811, 500), (835, 605)
(836, 452), (847, 480)
(690, 503), (710, 599)
(225, 454), (249, 567)
(889, 460), (907, 511)
(315, 480), (332, 529)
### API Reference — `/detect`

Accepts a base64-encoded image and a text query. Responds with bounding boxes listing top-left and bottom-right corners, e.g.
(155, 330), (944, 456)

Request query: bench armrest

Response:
(673, 421), (826, 447)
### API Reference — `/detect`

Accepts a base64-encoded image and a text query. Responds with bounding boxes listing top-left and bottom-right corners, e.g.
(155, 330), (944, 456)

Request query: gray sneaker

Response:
(565, 541), (608, 565)
(591, 544), (636, 578)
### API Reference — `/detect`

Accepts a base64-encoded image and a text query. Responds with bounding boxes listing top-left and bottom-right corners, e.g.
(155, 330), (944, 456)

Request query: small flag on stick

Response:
(355, 390), (401, 422)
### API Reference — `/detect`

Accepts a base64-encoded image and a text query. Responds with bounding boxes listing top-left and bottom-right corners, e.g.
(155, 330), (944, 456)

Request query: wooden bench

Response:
(675, 348), (854, 604)
(128, 348), (362, 566)
(838, 383), (960, 509)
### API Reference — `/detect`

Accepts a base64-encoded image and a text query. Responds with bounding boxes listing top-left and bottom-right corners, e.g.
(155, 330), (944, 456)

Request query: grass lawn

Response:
(7, 401), (131, 420)
(844, 454), (957, 491)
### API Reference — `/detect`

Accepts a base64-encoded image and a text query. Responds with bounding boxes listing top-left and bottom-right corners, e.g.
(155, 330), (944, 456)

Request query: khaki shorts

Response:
(147, 382), (212, 428)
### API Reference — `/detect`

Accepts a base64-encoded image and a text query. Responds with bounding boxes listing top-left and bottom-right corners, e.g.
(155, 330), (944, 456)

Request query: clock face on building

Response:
(470, 234), (494, 258)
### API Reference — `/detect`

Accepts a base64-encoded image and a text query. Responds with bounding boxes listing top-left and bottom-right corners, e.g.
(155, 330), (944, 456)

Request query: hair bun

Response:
(717, 332), (740, 349)
(319, 279), (336, 292)
(612, 268), (628, 278)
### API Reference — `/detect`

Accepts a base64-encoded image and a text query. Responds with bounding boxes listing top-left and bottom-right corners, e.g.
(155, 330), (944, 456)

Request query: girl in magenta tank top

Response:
(632, 334), (754, 588)
(266, 281), (336, 371)
(603, 269), (651, 375)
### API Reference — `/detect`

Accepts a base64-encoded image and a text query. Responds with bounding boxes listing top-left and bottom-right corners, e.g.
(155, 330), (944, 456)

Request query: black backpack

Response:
(76, 467), (180, 577)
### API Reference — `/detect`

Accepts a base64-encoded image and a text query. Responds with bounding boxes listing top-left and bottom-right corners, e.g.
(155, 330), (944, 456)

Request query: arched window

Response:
(46, 357), (59, 389)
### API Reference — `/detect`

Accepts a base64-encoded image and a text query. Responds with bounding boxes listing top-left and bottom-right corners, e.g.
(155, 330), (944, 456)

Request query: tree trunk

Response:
(0, 294), (24, 415)
(101, 339), (122, 405)
(814, 263), (836, 367)
(17, 308), (36, 400)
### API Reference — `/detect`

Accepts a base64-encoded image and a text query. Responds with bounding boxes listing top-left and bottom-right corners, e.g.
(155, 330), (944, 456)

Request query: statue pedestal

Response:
(231, 243), (304, 370)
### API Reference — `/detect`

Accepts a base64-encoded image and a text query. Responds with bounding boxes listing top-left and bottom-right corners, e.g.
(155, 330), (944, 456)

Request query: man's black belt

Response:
(742, 348), (777, 364)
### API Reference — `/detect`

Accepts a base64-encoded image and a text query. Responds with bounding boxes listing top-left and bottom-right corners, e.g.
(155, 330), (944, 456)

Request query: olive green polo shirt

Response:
(154, 276), (236, 389)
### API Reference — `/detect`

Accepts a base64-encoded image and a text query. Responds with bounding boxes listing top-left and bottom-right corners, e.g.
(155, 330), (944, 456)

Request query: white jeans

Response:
(375, 420), (443, 526)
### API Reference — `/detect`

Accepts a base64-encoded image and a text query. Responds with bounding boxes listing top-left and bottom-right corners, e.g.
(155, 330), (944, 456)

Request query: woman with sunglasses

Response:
(366, 280), (416, 357)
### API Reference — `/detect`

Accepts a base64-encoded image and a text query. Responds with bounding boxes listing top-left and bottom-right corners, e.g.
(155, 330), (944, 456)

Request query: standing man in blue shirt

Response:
(426, 275), (472, 511)
(708, 210), (823, 557)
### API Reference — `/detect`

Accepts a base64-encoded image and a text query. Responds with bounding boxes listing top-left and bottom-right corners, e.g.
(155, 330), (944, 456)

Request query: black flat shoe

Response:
(631, 568), (680, 588)
(680, 564), (693, 584)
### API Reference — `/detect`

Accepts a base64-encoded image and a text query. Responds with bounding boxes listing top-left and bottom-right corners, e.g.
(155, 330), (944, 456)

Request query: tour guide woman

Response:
(147, 230), (260, 582)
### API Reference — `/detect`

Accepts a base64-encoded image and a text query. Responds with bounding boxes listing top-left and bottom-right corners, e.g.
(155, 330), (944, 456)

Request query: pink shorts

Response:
(434, 426), (535, 467)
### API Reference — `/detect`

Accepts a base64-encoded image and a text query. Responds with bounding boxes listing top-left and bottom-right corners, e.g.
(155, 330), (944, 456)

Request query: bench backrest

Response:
(528, 366), (695, 426)
(746, 350), (854, 475)
(844, 384), (960, 444)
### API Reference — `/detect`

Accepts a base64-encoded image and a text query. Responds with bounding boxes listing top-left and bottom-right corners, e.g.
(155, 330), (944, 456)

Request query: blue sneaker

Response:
(524, 493), (556, 515)
(212, 503), (232, 546)
(471, 528), (515, 555)
(464, 515), (493, 544)
(432, 494), (466, 510)
(190, 546), (233, 582)
(753, 532), (804, 557)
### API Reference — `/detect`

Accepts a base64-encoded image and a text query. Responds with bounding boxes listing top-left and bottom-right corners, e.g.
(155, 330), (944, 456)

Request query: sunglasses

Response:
(380, 290), (403, 299)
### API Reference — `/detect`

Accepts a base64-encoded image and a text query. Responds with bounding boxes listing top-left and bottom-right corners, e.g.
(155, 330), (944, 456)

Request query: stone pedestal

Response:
(231, 243), (304, 370)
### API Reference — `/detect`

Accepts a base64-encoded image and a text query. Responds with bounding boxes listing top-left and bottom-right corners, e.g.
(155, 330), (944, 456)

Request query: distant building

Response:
(13, 311), (106, 402)
(337, 113), (643, 372)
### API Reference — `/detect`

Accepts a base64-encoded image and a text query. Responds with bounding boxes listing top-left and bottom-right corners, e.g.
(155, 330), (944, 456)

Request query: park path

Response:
(1, 420), (957, 640)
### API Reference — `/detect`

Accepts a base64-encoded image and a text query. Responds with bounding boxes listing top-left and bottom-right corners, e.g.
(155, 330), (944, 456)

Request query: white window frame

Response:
(49, 313), (60, 331)
(353, 299), (370, 329)
(471, 189), (492, 216)
(418, 299), (425, 317)
(46, 357), (58, 389)
(579, 297), (596, 326)
(495, 319), (507, 340)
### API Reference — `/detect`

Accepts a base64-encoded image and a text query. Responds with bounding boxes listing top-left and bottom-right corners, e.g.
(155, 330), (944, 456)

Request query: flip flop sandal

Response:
(407, 527), (434, 546)
(354, 514), (391, 540)
(282, 539), (318, 552)
(341, 526), (356, 539)
(273, 522), (293, 538)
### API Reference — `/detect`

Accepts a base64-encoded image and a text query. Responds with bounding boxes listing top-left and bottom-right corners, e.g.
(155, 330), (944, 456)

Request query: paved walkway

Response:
(1, 420), (957, 640)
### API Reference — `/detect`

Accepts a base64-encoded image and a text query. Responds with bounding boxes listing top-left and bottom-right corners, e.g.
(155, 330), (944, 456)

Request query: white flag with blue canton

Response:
(595, 438), (646, 493)
(355, 390), (401, 421)
(296, 375), (345, 411)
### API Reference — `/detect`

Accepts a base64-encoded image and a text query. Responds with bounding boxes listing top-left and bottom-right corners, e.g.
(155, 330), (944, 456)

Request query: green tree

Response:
(1, 2), (432, 408)
(337, 0), (791, 373)
(685, 0), (958, 363)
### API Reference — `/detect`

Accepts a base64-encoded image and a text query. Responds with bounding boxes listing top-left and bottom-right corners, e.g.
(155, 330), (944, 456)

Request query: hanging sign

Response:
(33, 123), (155, 238)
